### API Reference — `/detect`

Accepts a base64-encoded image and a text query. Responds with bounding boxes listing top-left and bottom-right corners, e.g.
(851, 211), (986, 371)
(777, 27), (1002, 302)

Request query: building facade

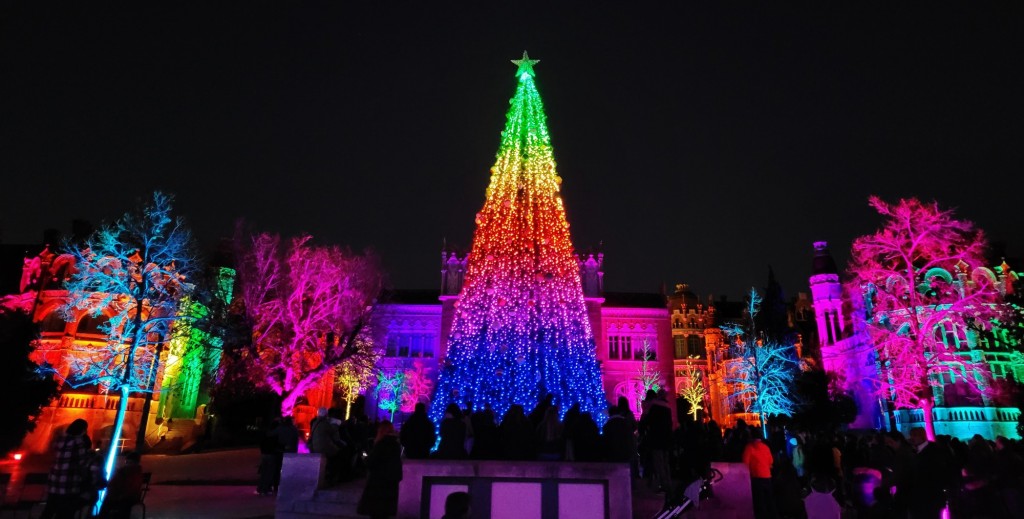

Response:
(3, 246), (226, 454)
(811, 241), (1023, 439)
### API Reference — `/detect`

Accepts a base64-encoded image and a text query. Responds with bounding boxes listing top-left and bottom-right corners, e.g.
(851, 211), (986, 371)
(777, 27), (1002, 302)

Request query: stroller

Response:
(652, 467), (724, 519)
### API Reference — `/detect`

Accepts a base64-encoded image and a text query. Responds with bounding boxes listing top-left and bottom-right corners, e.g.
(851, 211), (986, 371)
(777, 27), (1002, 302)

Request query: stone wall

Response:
(399, 459), (631, 519)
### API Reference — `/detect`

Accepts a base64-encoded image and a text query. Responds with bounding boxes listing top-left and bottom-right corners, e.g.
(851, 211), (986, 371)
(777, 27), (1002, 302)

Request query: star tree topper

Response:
(512, 50), (539, 78)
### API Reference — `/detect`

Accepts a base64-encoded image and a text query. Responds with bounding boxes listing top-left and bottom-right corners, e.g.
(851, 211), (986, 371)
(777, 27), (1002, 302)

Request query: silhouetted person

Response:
(616, 396), (639, 476)
(677, 419), (710, 483)
(536, 405), (563, 461)
(470, 405), (500, 459)
(257, 420), (280, 495)
(602, 406), (635, 463)
(706, 420), (723, 461)
(309, 407), (346, 484)
(499, 404), (534, 460)
(268, 416), (299, 490)
(529, 394), (554, 429)
(41, 419), (91, 519)
(725, 419), (750, 462)
(357, 421), (403, 519)
(640, 390), (673, 493)
(442, 490), (471, 519)
(906, 427), (954, 519)
(562, 403), (581, 460)
(400, 403), (436, 459)
(345, 396), (372, 476)
(270, 416), (300, 453)
(571, 411), (601, 462)
(773, 455), (806, 519)
(436, 403), (468, 459)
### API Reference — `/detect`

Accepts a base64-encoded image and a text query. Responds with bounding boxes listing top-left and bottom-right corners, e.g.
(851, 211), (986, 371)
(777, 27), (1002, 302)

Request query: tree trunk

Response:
(135, 339), (166, 451)
(921, 396), (937, 441)
(94, 385), (131, 515)
(280, 389), (301, 417)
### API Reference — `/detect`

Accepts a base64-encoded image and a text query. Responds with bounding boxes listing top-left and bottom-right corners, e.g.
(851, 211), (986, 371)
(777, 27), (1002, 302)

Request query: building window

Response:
(674, 336), (686, 359)
(40, 311), (67, 334)
(636, 338), (650, 361)
(385, 334), (435, 358)
(978, 335), (991, 350)
(993, 363), (1006, 379)
(935, 322), (967, 350)
(688, 335), (704, 360)
(608, 335), (634, 360)
(76, 314), (108, 337)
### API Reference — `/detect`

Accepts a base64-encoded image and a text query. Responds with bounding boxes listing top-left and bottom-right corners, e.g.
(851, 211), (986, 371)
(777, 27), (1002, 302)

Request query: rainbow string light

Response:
(430, 52), (607, 424)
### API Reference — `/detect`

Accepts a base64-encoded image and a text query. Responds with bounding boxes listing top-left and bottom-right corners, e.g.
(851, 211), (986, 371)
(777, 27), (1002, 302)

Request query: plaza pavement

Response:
(5, 447), (723, 518)
(141, 448), (274, 519)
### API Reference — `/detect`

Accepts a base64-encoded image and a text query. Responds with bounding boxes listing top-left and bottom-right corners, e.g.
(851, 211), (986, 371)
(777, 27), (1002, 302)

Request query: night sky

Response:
(2, 3), (1022, 299)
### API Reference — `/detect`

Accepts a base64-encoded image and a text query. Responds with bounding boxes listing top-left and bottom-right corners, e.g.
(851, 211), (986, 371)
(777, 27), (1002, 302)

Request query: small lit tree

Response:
(849, 197), (1002, 440)
(723, 288), (799, 436)
(400, 361), (435, 413)
(58, 192), (196, 513)
(635, 339), (663, 411)
(236, 233), (384, 417)
(678, 364), (706, 421)
(335, 340), (378, 420)
(374, 370), (406, 422)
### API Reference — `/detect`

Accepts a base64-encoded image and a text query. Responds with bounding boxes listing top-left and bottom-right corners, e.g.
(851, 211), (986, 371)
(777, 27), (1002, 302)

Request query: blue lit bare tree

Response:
(58, 191), (196, 513)
(723, 287), (799, 436)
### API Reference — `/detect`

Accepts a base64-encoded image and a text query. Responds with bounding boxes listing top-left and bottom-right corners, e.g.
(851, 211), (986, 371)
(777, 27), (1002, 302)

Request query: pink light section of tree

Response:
(400, 361), (434, 413)
(237, 233), (384, 417)
(849, 196), (1001, 440)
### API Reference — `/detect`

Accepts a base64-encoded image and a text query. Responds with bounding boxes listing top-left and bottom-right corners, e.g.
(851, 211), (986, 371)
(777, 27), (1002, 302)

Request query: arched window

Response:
(76, 314), (109, 337)
(40, 311), (68, 334)
(613, 380), (644, 419)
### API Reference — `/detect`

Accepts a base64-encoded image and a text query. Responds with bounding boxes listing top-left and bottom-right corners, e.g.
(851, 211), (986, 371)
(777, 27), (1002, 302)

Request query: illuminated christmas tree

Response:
(430, 53), (606, 424)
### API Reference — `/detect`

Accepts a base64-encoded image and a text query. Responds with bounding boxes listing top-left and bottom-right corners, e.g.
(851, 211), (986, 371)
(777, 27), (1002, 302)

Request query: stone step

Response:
(313, 488), (361, 504)
(291, 499), (361, 517)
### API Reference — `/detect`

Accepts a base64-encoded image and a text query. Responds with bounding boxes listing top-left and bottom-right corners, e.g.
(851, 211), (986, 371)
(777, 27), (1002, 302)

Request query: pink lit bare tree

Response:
(236, 233), (384, 416)
(849, 196), (1000, 440)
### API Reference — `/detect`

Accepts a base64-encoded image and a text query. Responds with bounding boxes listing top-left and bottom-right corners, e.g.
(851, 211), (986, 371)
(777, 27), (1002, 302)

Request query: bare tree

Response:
(58, 192), (196, 512)
(236, 233), (384, 416)
(678, 364), (706, 421)
(722, 288), (799, 436)
(849, 196), (1002, 439)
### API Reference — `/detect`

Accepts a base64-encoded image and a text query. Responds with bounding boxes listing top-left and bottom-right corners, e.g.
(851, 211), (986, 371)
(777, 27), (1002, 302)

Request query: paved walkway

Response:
(5, 448), (744, 518)
(140, 448), (274, 519)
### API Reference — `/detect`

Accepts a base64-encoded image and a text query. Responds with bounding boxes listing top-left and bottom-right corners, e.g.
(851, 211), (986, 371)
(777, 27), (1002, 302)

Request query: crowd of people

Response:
(378, 389), (1024, 519)
(40, 392), (1024, 519)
